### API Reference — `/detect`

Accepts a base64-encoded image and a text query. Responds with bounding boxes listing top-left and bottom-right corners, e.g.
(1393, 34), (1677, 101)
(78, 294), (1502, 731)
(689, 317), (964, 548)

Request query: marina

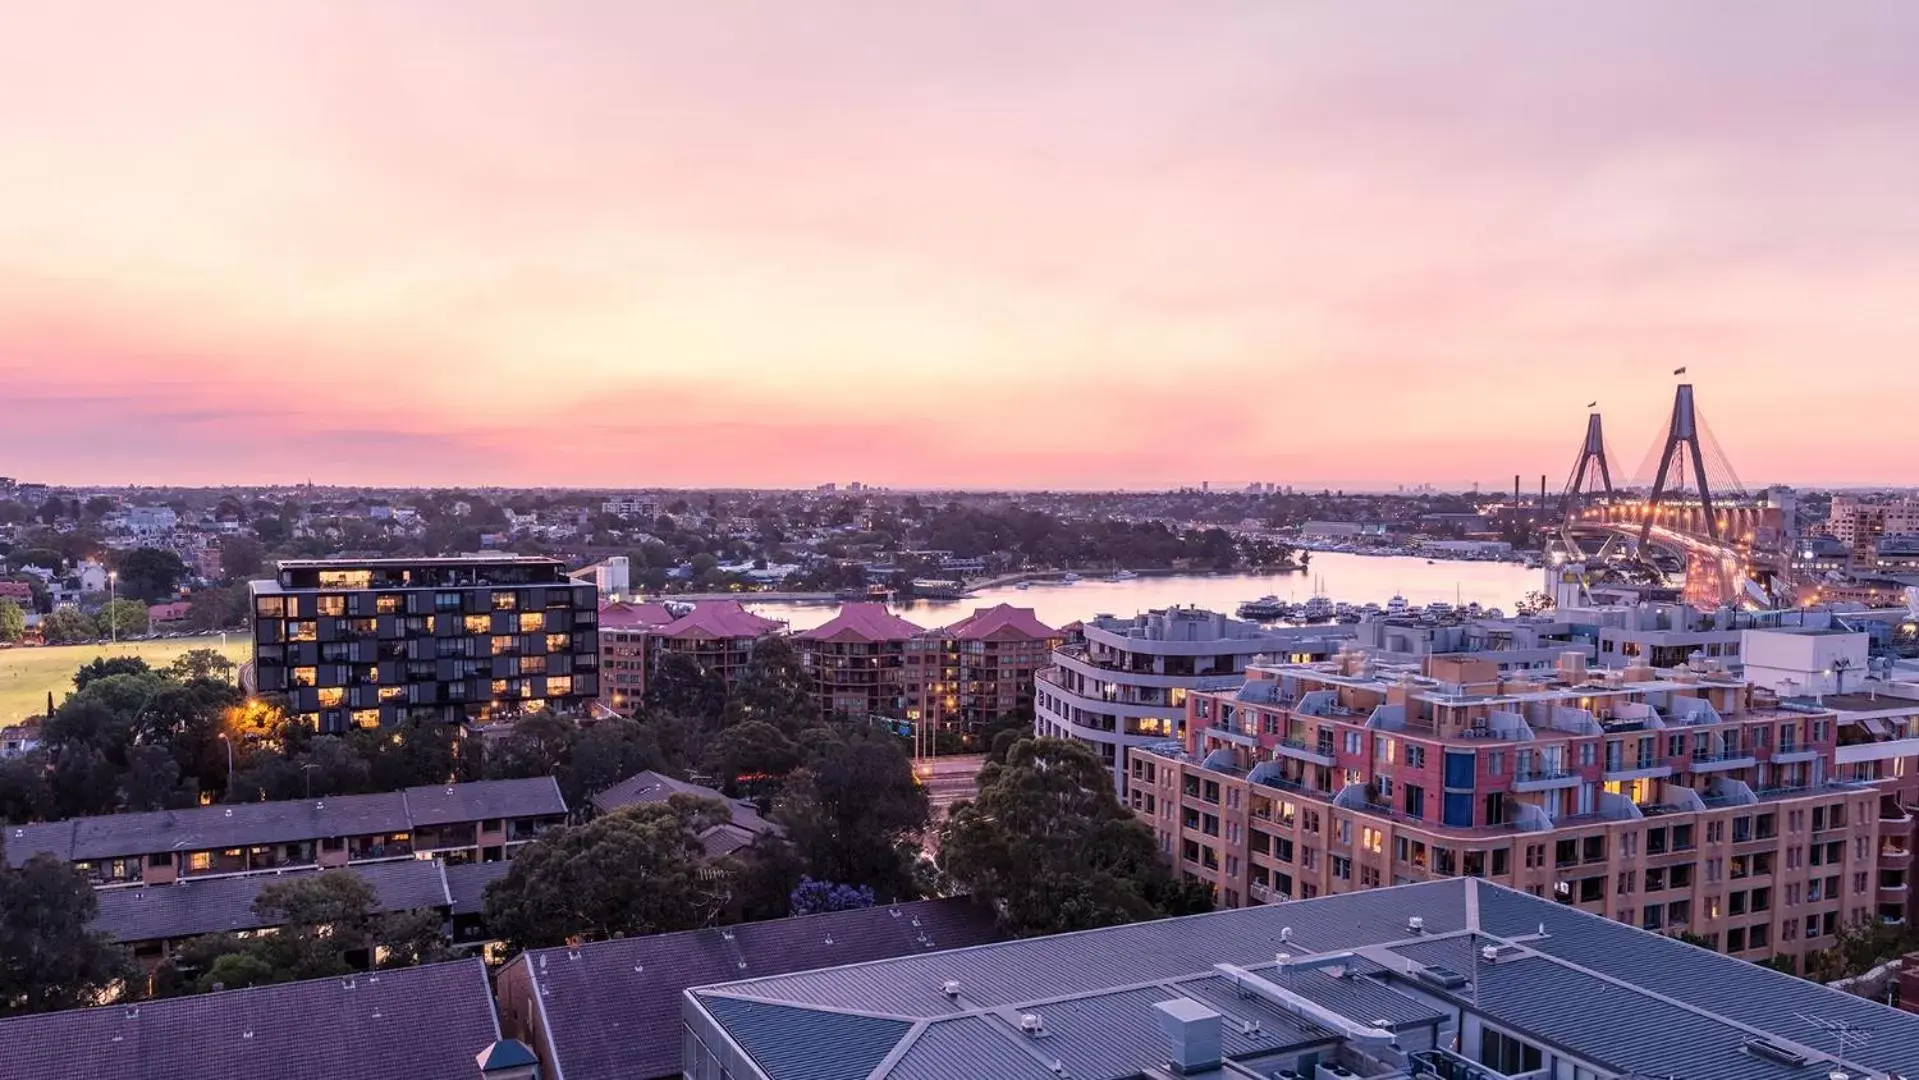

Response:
(742, 551), (1539, 631)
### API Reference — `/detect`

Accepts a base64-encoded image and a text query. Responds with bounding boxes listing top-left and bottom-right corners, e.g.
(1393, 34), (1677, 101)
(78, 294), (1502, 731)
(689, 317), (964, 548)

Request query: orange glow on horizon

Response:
(3, 4), (1918, 489)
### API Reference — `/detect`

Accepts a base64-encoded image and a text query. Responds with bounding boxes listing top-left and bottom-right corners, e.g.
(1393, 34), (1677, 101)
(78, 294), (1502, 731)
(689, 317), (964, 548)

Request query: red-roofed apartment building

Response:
(597, 600), (677, 713)
(796, 602), (1061, 738)
(796, 602), (932, 722)
(650, 601), (785, 687)
(929, 604), (1064, 733)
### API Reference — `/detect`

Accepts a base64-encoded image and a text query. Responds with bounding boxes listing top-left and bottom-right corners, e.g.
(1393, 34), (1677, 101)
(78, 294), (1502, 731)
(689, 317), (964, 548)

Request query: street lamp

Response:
(108, 569), (118, 644)
(218, 733), (234, 799)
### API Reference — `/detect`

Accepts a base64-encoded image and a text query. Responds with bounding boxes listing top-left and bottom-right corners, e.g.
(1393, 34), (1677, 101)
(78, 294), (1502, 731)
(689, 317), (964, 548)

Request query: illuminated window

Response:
(189, 852), (212, 871)
(351, 710), (380, 729)
(318, 570), (374, 589)
(317, 687), (344, 708)
(546, 632), (571, 652)
(522, 655), (546, 675)
(492, 591), (518, 611)
(288, 621), (318, 642)
(492, 679), (509, 698)
(293, 667), (317, 687)
(464, 614), (491, 634)
(255, 597), (285, 618)
(316, 595), (346, 617)
(492, 635), (516, 656)
(547, 675), (572, 696)
(1362, 827), (1384, 855)
(376, 595), (403, 614)
(519, 611), (546, 633)
(379, 686), (406, 702)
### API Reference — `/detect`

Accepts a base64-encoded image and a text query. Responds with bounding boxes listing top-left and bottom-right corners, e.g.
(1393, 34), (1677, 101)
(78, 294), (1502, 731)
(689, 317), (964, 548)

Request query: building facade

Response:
(249, 557), (601, 732)
(596, 600), (675, 714)
(1826, 495), (1919, 568)
(923, 604), (1063, 734)
(1035, 608), (1351, 793)
(643, 600), (785, 687)
(796, 602), (931, 721)
(1138, 648), (1911, 973)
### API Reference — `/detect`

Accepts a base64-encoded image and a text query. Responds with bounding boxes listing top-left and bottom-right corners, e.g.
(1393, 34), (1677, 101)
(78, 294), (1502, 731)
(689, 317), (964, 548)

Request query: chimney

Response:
(1152, 998), (1222, 1075)
(475, 1039), (541, 1080)
(1514, 475), (1521, 504)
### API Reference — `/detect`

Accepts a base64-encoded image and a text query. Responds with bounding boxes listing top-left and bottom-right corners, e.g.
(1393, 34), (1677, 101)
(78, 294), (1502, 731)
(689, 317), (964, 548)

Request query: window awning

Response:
(1864, 718), (1892, 737)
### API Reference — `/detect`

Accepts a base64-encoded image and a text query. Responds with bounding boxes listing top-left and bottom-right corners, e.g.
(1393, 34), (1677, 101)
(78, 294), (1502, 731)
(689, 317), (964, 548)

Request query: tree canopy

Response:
(0, 841), (132, 1015)
(939, 737), (1211, 936)
(112, 547), (187, 603)
(772, 734), (929, 902)
(483, 797), (735, 950)
(0, 599), (24, 643)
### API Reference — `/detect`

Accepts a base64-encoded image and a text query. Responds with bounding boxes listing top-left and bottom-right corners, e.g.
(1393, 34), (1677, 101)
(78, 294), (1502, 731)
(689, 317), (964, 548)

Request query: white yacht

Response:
(1298, 596), (1336, 622)
(1109, 569), (1138, 581)
(1385, 594), (1411, 617)
(1059, 572), (1080, 584)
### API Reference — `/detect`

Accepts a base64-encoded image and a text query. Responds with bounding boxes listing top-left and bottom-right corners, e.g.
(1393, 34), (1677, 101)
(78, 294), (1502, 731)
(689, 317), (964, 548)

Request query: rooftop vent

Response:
(1152, 998), (1222, 1076)
(1415, 965), (1468, 990)
(941, 980), (962, 998)
(1480, 946), (1500, 964)
(223, 809), (233, 818)
(1019, 1012), (1046, 1036)
(1740, 1038), (1811, 1067)
(1406, 916), (1425, 934)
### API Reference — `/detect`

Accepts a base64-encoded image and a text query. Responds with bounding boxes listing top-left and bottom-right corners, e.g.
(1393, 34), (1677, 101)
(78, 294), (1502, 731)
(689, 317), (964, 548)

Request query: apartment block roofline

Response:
(684, 878), (1919, 1080)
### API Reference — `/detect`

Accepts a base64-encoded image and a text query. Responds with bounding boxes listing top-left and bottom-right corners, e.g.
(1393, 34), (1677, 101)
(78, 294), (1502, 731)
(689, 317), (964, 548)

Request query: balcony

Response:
(1602, 761), (1673, 783)
(1273, 737), (1337, 767)
(1880, 843), (1911, 865)
(1769, 745), (1823, 765)
(1688, 749), (1757, 773)
(1513, 767), (1581, 792)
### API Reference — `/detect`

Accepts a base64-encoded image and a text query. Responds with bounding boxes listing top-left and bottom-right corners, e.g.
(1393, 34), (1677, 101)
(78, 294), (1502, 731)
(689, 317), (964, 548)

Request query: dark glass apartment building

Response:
(250, 557), (600, 732)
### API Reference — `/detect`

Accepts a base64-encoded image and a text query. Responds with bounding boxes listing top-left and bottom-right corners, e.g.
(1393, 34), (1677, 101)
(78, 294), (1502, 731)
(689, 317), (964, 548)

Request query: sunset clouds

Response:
(3, 2), (1917, 488)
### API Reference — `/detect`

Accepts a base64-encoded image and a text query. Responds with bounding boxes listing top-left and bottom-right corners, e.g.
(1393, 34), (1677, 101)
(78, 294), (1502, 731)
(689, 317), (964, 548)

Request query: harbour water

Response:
(744, 552), (1542, 631)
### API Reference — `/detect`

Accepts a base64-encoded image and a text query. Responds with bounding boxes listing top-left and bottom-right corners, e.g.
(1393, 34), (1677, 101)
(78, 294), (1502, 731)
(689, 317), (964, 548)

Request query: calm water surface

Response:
(745, 552), (1544, 631)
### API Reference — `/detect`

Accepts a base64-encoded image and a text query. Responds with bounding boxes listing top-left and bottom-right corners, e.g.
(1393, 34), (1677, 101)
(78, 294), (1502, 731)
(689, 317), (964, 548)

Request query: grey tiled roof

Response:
(700, 995), (910, 1080)
(0, 959), (501, 1080)
(403, 776), (565, 827)
(443, 859), (513, 916)
(591, 769), (777, 837)
(4, 778), (568, 866)
(507, 897), (1000, 1080)
(91, 859), (453, 944)
(689, 879), (1919, 1080)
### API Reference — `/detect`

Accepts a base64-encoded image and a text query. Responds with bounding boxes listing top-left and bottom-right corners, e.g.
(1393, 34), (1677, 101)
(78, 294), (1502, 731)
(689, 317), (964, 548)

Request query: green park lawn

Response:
(0, 634), (252, 726)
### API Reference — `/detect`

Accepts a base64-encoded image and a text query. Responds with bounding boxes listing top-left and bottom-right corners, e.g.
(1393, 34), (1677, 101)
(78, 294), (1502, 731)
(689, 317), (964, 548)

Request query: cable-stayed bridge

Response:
(1557, 383), (1790, 608)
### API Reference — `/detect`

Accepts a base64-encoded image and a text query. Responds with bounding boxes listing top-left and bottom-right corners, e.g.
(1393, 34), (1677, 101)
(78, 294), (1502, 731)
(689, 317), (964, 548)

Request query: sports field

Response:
(0, 634), (252, 725)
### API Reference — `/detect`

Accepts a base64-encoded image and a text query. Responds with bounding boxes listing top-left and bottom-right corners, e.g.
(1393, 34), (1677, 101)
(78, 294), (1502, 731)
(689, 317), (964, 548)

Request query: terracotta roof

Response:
(656, 600), (783, 640)
(940, 603), (1060, 641)
(0, 581), (33, 602)
(796, 602), (926, 643)
(598, 600), (676, 630)
(148, 602), (193, 622)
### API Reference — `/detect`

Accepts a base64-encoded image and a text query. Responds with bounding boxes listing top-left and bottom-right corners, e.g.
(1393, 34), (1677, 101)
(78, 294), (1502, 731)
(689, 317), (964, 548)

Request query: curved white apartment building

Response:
(1035, 607), (1349, 793)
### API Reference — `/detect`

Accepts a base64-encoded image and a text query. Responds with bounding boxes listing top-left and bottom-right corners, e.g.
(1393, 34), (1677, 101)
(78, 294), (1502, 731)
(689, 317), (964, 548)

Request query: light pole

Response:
(108, 569), (118, 644)
(218, 734), (234, 799)
(302, 762), (319, 799)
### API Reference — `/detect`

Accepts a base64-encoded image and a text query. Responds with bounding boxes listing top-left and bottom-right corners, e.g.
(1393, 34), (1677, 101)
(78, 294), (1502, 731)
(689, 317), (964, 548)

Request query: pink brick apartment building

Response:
(1136, 645), (1919, 972)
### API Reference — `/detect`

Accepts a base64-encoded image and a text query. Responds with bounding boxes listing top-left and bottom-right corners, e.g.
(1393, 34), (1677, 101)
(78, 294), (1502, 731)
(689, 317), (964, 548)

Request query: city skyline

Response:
(5, 3), (1919, 489)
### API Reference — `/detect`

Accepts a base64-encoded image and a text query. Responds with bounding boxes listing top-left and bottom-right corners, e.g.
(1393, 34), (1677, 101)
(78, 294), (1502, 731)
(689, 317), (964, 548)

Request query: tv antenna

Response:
(1794, 1012), (1871, 1065)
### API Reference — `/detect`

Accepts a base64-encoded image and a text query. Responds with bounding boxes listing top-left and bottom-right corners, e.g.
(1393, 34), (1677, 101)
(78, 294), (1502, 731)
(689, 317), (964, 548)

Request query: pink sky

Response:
(4, 2), (1917, 490)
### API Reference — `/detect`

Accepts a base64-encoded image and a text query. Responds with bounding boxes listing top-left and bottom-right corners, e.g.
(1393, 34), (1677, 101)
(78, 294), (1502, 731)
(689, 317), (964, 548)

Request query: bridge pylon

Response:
(1639, 383), (1722, 545)
(1563, 411), (1615, 510)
